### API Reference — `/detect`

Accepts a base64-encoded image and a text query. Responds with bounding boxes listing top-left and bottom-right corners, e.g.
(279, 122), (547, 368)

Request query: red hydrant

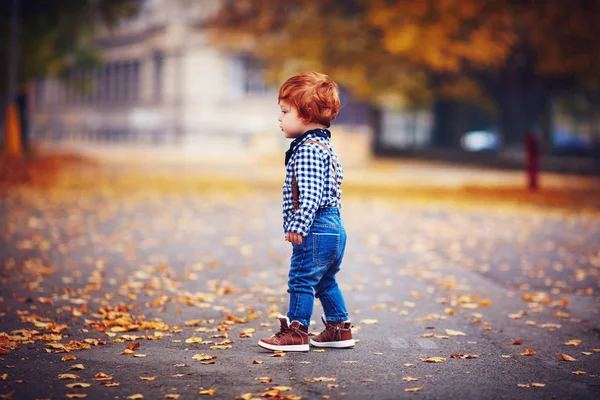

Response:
(525, 131), (539, 190)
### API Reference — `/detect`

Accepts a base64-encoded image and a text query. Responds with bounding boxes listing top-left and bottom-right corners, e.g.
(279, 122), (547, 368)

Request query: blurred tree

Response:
(0, 0), (139, 154)
(207, 0), (600, 152)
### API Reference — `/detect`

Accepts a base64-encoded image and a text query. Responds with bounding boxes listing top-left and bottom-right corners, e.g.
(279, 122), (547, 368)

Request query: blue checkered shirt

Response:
(283, 132), (344, 236)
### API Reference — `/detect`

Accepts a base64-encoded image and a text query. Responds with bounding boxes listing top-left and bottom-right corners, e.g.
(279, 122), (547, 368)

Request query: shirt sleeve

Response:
(286, 144), (326, 236)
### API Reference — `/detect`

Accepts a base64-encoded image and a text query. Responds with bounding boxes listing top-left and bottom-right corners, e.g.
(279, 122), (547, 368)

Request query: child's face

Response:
(278, 101), (307, 139)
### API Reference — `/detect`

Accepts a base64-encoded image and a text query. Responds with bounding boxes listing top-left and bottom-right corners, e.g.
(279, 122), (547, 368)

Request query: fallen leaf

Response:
(405, 387), (422, 392)
(564, 340), (581, 346)
(65, 383), (91, 388)
(58, 374), (80, 380)
(127, 395), (143, 400)
(93, 373), (113, 381)
(66, 395), (87, 399)
(70, 364), (85, 370)
(103, 382), (120, 387)
(313, 349), (325, 353)
(199, 388), (217, 396)
(361, 379), (374, 382)
(512, 339), (522, 345)
(255, 377), (272, 383)
(360, 319), (378, 325)
(133, 354), (147, 358)
(164, 395), (180, 399)
(252, 360), (264, 364)
(423, 357), (446, 363)
(520, 349), (536, 356)
(402, 377), (420, 382)
(193, 354), (216, 361)
(126, 342), (140, 351)
(139, 376), (156, 381)
(560, 353), (577, 362)
(62, 355), (77, 361)
(531, 383), (546, 388)
(185, 337), (203, 344)
(450, 354), (478, 359)
(517, 384), (530, 388)
(572, 371), (586, 375)
(327, 384), (340, 389)
(581, 352), (593, 356)
(445, 329), (466, 336)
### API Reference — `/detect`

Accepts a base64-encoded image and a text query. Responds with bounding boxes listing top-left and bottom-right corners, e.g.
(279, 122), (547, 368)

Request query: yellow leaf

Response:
(572, 370), (586, 375)
(581, 352), (593, 356)
(269, 386), (292, 391)
(164, 395), (180, 399)
(360, 319), (378, 325)
(127, 395), (144, 400)
(65, 383), (91, 388)
(185, 337), (203, 344)
(564, 340), (581, 346)
(445, 329), (466, 336)
(313, 349), (325, 353)
(252, 360), (264, 364)
(93, 373), (113, 381)
(58, 374), (80, 380)
(139, 376), (156, 381)
(66, 395), (87, 399)
(61, 355), (77, 361)
(531, 382), (546, 388)
(70, 364), (85, 370)
(402, 377), (420, 382)
(199, 388), (217, 396)
(405, 387), (422, 392)
(193, 354), (216, 361)
(255, 377), (272, 383)
(423, 357), (445, 363)
(517, 384), (529, 388)
(560, 353), (577, 362)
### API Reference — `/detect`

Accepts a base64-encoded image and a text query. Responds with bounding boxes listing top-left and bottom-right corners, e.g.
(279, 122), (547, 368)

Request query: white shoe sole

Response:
(258, 340), (309, 352)
(310, 339), (355, 348)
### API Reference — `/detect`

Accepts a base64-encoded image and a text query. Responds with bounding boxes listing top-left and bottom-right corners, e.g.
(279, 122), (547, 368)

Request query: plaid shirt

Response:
(283, 131), (344, 236)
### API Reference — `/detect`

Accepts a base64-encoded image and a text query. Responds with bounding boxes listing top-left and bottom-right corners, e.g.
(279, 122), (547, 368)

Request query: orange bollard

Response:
(3, 101), (22, 157)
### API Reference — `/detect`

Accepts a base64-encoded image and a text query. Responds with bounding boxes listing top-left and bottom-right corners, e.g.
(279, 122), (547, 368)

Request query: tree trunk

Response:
(368, 104), (383, 155)
(17, 90), (29, 152)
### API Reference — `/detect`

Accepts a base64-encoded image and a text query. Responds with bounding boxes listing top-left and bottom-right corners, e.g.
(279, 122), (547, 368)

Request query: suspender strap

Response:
(292, 140), (339, 211)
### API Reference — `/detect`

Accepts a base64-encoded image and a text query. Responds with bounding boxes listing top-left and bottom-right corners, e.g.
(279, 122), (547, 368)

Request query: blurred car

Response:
(461, 129), (500, 152)
(461, 126), (593, 154)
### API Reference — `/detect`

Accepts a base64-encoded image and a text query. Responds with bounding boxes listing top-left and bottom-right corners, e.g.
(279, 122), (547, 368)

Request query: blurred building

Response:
(28, 0), (381, 163)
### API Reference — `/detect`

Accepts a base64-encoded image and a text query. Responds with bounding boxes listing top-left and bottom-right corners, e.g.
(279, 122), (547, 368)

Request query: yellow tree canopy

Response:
(207, 0), (600, 107)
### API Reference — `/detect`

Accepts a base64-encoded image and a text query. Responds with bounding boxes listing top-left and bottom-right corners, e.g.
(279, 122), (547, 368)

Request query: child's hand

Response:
(285, 232), (303, 245)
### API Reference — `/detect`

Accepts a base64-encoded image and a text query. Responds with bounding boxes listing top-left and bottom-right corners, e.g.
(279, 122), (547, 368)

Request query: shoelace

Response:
(274, 327), (290, 338)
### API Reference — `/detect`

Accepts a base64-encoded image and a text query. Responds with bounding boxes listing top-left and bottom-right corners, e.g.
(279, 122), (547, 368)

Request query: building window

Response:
(230, 54), (267, 98)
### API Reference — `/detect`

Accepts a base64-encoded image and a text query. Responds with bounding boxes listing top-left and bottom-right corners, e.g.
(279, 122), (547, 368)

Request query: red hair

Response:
(278, 72), (341, 128)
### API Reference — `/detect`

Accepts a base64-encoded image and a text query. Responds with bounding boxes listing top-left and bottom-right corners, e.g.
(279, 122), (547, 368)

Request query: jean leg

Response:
(315, 232), (349, 323)
(287, 238), (320, 327)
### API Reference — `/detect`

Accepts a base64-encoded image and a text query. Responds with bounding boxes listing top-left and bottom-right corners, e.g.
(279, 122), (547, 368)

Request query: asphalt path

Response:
(1, 174), (599, 400)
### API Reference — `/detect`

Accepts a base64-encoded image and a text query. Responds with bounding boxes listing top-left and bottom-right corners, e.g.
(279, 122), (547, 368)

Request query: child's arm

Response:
(286, 144), (326, 238)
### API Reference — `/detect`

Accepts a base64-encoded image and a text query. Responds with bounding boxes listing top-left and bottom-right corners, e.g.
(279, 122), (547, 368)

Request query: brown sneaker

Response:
(310, 315), (355, 348)
(258, 315), (309, 352)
